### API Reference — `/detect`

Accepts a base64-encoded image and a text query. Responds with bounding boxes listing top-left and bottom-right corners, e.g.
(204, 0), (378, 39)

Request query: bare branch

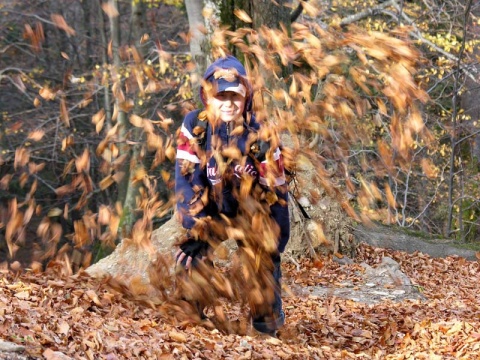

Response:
(339, 0), (397, 26)
(384, 3), (478, 83)
(337, 0), (478, 83)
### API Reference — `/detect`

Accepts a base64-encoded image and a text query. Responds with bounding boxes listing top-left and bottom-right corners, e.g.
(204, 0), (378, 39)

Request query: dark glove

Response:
(176, 238), (209, 269)
(180, 239), (208, 258)
(250, 140), (270, 162)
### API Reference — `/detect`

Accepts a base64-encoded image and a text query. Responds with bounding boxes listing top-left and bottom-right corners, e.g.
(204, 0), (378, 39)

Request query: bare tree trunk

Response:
(107, 0), (134, 237)
(80, 0), (94, 69)
(96, 0), (112, 127)
(461, 1), (480, 165)
(446, 0), (475, 237)
(185, 0), (208, 103)
(250, 0), (290, 29)
(119, 0), (149, 235)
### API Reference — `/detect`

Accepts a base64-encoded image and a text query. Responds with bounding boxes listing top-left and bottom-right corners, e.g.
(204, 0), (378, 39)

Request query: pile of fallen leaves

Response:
(1, 244), (479, 360)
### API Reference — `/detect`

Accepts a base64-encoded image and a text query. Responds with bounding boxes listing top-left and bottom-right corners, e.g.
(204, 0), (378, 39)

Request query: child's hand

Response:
(175, 239), (208, 269)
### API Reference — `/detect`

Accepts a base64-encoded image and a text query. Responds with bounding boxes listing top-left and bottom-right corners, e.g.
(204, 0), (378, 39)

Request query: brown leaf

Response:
(27, 130), (45, 141)
(99, 175), (115, 190)
(14, 147), (30, 170)
(39, 87), (56, 100)
(169, 330), (187, 343)
(234, 9), (252, 23)
(28, 162), (46, 174)
(85, 290), (102, 307)
(102, 1), (119, 18)
(92, 109), (106, 134)
(51, 14), (76, 36)
(60, 138), (73, 153)
(57, 321), (70, 335)
(60, 98), (70, 127)
(55, 184), (74, 196)
(129, 114), (144, 128)
(421, 158), (438, 179)
(75, 149), (90, 173)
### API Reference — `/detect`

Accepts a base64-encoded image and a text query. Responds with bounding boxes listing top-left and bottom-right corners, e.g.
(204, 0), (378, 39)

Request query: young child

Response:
(174, 55), (290, 336)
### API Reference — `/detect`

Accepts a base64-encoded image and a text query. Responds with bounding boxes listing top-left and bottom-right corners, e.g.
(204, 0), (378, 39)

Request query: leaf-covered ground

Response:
(1, 244), (479, 360)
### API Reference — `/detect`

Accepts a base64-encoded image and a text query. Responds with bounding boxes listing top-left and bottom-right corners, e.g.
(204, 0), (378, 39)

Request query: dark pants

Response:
(251, 252), (285, 333)
(176, 247), (285, 333)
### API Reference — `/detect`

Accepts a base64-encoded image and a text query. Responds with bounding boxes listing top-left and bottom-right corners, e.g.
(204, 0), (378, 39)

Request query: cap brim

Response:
(216, 78), (247, 97)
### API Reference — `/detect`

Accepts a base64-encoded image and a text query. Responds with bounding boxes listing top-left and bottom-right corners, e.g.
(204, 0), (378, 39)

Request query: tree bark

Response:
(117, 0), (150, 236)
(461, 1), (480, 165)
(185, 0), (209, 103)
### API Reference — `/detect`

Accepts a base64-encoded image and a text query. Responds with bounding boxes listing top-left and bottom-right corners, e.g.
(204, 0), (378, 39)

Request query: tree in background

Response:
(0, 0), (479, 276)
(1, 0), (189, 270)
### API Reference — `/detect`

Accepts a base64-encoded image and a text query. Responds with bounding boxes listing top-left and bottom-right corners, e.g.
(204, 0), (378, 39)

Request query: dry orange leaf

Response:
(51, 14), (76, 36)
(27, 130), (45, 141)
(39, 87), (56, 100)
(85, 290), (102, 307)
(75, 149), (90, 173)
(234, 9), (252, 23)
(60, 97), (70, 127)
(102, 1), (119, 18)
(129, 114), (144, 127)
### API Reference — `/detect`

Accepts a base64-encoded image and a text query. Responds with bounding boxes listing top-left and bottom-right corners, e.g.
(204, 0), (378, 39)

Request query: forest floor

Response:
(0, 243), (479, 360)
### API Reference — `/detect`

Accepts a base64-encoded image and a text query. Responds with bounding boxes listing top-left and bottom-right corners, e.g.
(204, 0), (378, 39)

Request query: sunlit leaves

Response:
(2, 242), (479, 358)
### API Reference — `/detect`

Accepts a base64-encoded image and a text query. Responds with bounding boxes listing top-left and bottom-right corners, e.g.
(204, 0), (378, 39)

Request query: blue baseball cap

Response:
(215, 77), (247, 97)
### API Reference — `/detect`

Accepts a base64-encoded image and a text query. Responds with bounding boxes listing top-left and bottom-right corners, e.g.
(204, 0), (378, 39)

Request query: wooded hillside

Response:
(0, 1), (479, 358)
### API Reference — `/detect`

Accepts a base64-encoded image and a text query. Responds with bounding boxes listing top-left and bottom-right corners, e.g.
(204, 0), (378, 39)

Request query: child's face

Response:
(210, 91), (246, 123)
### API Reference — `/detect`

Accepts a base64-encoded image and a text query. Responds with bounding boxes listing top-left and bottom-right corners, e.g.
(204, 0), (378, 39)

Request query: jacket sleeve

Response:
(259, 147), (290, 253)
(270, 186), (290, 253)
(175, 111), (209, 230)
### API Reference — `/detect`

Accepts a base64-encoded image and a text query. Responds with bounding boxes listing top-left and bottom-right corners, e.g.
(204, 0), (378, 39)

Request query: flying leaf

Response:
(75, 149), (90, 173)
(61, 135), (74, 151)
(234, 9), (252, 23)
(60, 98), (70, 127)
(421, 158), (438, 179)
(28, 130), (45, 141)
(92, 109), (106, 134)
(408, 109), (424, 133)
(102, 1), (119, 18)
(39, 87), (56, 100)
(51, 14), (76, 36)
(99, 175), (115, 190)
(98, 205), (111, 225)
(129, 114), (144, 128)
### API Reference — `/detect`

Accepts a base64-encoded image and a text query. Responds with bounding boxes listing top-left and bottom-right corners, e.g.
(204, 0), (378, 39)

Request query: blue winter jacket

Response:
(174, 56), (290, 253)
